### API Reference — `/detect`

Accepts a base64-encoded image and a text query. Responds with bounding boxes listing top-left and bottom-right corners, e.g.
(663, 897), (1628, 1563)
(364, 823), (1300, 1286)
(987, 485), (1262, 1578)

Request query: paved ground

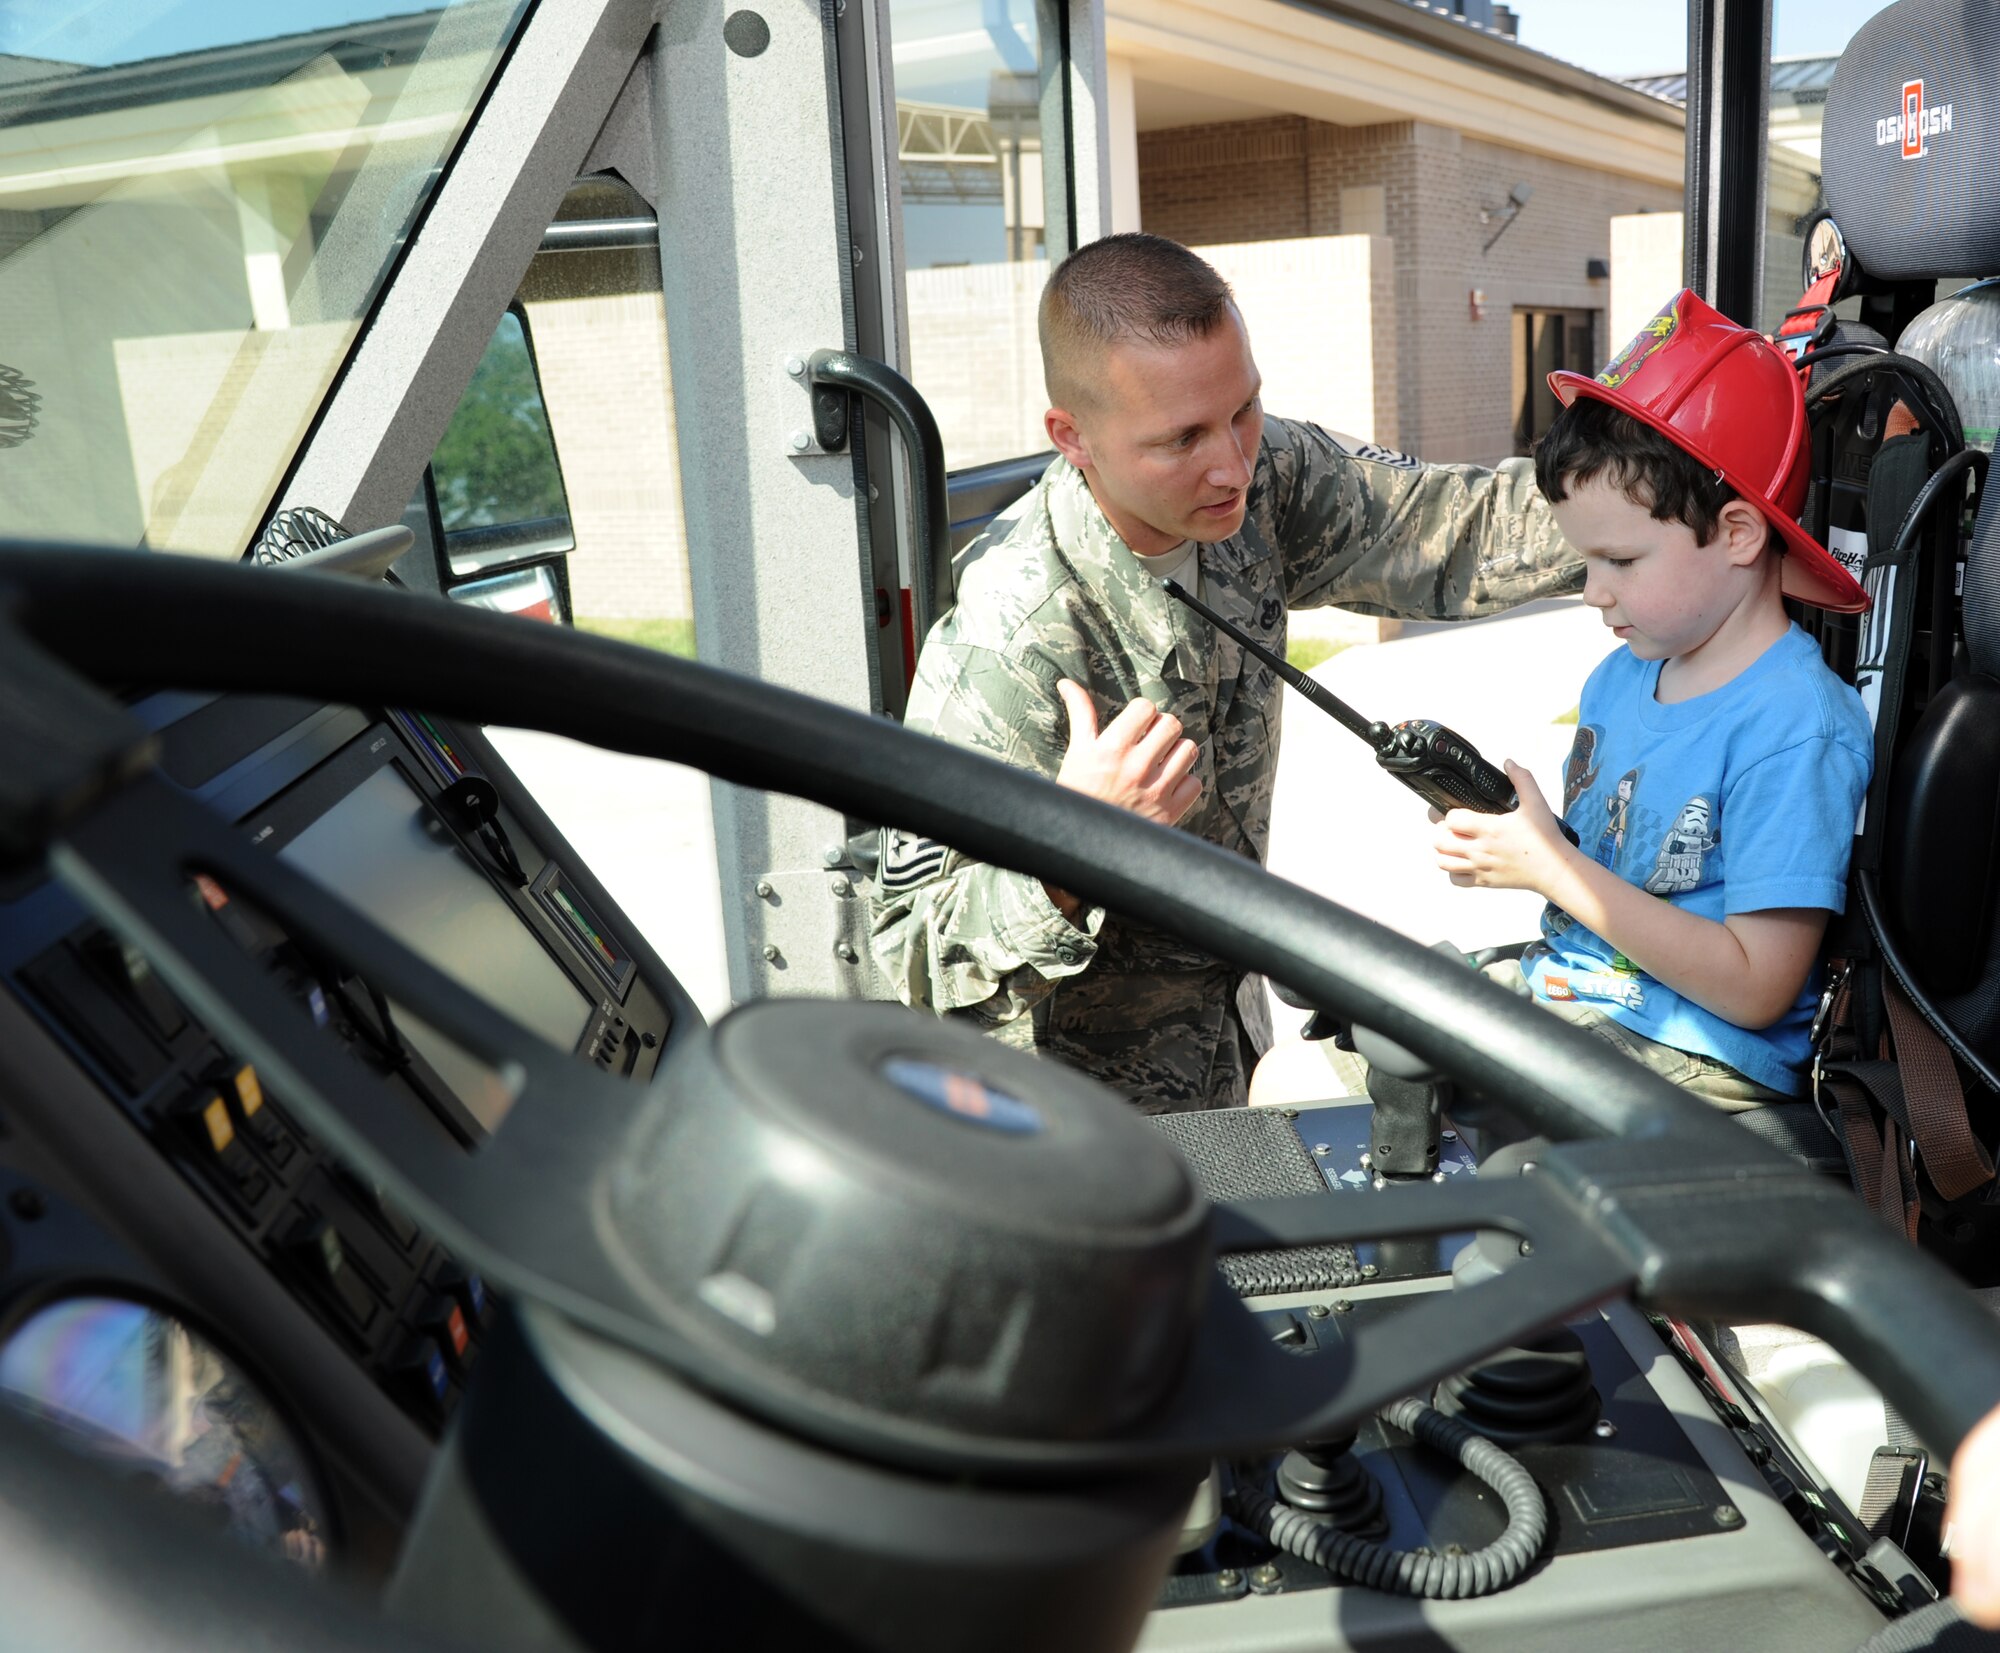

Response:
(488, 597), (1619, 1039)
(1263, 596), (1618, 1036)
(485, 728), (735, 1022)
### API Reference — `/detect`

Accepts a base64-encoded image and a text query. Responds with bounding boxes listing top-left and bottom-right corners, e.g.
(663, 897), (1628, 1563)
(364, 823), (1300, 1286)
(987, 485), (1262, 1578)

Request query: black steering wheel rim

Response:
(3, 541), (1998, 1476)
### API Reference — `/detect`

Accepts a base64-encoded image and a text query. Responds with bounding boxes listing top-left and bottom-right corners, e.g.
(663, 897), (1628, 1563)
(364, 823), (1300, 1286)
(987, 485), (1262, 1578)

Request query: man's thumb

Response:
(1057, 679), (1097, 744)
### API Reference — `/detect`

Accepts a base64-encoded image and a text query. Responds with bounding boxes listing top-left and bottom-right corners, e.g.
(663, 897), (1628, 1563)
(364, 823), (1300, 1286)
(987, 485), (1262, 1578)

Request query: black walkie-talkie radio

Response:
(1163, 579), (1577, 842)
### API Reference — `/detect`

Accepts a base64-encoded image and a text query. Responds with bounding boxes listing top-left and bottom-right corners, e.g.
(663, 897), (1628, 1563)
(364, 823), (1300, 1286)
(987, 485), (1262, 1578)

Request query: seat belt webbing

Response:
(1822, 1066), (1920, 1240)
(1880, 977), (1995, 1201)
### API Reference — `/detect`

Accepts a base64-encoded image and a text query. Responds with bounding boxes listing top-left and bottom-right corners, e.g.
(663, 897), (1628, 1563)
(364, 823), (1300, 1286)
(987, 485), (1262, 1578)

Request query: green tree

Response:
(432, 313), (568, 531)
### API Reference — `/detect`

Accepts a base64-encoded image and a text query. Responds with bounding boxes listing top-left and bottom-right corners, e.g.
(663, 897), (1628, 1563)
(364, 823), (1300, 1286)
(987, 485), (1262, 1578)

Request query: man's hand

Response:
(1433, 761), (1572, 896)
(1054, 680), (1202, 826)
(1042, 680), (1201, 924)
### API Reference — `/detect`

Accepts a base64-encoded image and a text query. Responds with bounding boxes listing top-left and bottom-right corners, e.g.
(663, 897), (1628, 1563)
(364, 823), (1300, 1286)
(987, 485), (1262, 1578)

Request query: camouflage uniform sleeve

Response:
(1268, 419), (1583, 617)
(868, 642), (1105, 1022)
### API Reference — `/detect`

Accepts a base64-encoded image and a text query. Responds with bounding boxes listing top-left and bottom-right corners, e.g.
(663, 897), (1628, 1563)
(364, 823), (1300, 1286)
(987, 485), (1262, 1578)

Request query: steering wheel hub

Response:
(602, 1001), (1211, 1442)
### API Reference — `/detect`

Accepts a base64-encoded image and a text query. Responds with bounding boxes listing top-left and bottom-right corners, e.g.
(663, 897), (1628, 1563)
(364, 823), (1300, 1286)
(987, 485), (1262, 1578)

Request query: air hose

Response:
(1229, 1398), (1547, 1599)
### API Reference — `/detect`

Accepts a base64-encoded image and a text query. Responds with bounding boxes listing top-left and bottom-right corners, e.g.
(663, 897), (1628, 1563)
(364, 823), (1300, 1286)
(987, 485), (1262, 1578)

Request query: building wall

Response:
(1139, 116), (1683, 465)
(902, 233), (1395, 474)
(534, 112), (1703, 622)
(905, 258), (1053, 471)
(523, 290), (691, 623)
(1139, 117), (1320, 248)
(1610, 211), (1687, 349)
(517, 113), (1701, 622)
(539, 230), (1395, 621)
(1204, 234), (1398, 449)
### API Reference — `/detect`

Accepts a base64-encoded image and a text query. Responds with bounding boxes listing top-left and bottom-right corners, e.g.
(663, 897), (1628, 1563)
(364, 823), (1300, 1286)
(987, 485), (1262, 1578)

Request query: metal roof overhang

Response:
(1107, 0), (1685, 186)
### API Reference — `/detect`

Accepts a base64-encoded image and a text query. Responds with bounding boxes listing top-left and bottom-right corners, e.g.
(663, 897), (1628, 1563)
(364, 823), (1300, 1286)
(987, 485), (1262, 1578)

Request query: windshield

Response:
(0, 1), (530, 557)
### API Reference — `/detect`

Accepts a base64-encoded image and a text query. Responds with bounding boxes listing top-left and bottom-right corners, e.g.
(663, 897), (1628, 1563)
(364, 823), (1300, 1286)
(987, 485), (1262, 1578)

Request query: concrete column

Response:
(233, 169), (304, 332)
(1610, 211), (1686, 351)
(1063, 0), (1113, 245)
(1105, 54), (1142, 234)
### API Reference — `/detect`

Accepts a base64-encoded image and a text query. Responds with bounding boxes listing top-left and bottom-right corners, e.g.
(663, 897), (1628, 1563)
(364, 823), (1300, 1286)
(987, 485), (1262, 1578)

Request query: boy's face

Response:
(1552, 476), (1770, 663)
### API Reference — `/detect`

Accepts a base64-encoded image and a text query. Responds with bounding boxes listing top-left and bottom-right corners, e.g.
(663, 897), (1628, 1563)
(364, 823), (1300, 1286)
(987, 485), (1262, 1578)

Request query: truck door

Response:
(306, 0), (1107, 1010)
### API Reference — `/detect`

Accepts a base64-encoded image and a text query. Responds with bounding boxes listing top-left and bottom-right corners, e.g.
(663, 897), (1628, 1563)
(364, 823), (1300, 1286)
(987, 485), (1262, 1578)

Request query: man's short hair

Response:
(1534, 397), (1738, 545)
(1039, 233), (1235, 413)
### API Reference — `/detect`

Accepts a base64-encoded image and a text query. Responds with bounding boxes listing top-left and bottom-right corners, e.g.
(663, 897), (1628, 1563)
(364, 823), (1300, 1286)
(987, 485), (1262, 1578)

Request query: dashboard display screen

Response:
(279, 764), (595, 1130)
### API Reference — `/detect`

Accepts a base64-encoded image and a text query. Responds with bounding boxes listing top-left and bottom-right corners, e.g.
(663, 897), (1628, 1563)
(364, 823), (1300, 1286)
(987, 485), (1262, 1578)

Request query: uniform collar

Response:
(1044, 458), (1283, 795)
(1044, 460), (1268, 667)
(1044, 456), (1261, 575)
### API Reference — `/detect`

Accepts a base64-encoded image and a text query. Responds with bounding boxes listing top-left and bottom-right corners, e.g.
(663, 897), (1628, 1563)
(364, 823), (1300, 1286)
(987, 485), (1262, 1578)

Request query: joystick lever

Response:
(1350, 941), (1466, 1180)
(1275, 1430), (1388, 1539)
(1365, 1067), (1443, 1179)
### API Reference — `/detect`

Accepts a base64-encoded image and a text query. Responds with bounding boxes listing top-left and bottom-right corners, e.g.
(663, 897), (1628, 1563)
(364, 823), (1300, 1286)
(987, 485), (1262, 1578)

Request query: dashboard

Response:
(0, 687), (692, 1570)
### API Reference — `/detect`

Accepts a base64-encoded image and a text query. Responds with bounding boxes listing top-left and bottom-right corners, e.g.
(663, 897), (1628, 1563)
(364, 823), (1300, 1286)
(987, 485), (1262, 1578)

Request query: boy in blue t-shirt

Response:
(1436, 291), (1873, 1106)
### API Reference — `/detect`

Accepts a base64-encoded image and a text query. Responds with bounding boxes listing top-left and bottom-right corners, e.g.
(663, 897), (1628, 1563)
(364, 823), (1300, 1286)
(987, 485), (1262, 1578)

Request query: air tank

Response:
(1898, 279), (2000, 451)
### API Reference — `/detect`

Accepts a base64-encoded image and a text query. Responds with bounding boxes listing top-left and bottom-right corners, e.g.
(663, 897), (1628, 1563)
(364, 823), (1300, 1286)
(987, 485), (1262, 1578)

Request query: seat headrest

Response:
(1823, 0), (2000, 283)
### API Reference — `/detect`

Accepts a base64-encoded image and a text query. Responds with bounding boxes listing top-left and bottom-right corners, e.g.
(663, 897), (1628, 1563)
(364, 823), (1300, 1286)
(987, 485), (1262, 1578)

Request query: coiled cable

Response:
(1229, 1398), (1547, 1599)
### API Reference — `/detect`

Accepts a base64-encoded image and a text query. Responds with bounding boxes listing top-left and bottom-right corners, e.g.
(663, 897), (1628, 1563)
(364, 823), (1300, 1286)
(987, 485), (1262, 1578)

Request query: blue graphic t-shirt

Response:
(1524, 624), (1872, 1094)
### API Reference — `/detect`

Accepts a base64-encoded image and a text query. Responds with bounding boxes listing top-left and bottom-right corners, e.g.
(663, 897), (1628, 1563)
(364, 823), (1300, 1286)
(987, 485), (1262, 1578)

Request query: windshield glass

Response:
(0, 1), (530, 557)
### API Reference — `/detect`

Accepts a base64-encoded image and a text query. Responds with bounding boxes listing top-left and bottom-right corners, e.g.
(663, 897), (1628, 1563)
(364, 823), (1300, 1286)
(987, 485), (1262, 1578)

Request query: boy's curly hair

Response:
(1533, 397), (1738, 544)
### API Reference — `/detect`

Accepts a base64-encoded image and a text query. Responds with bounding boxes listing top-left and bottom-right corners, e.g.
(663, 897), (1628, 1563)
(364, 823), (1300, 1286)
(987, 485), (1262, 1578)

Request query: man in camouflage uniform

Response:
(871, 234), (1578, 1112)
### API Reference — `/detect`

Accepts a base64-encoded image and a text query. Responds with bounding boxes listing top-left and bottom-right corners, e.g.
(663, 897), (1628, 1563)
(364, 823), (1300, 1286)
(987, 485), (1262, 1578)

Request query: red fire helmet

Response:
(1548, 289), (1870, 613)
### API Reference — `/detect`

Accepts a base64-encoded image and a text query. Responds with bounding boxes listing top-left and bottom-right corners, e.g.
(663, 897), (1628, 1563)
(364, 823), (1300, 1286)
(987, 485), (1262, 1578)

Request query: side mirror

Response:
(427, 306), (575, 623)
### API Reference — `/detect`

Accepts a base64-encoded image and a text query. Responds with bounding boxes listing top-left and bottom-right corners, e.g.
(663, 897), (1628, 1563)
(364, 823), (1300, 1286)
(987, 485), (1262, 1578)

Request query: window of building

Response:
(1512, 307), (1597, 454)
(890, 0), (1072, 469)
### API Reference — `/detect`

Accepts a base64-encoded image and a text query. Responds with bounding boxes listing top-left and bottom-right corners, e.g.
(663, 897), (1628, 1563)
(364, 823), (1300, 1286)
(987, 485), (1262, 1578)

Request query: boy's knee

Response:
(1248, 1037), (1365, 1108)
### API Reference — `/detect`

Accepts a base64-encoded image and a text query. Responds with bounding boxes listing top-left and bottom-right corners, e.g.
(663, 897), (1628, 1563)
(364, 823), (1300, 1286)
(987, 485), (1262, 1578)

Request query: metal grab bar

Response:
(807, 349), (951, 649)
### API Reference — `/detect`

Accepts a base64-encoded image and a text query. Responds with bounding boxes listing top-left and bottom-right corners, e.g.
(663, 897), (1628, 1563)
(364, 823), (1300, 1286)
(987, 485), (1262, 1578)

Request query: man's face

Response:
(1048, 308), (1264, 556)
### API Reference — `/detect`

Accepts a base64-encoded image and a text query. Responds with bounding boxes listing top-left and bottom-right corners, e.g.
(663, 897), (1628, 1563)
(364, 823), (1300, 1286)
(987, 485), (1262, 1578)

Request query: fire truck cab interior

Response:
(4, 1), (2000, 1650)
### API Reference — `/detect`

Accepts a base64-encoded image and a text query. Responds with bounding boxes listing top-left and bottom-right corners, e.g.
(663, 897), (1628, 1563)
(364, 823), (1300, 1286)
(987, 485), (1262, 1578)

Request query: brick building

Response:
(1135, 112), (1683, 463)
(1090, 0), (1695, 467)
(0, 2), (1708, 626)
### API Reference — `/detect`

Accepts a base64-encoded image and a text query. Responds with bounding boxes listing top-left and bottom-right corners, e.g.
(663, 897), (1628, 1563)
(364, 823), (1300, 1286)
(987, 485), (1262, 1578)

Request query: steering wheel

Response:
(4, 541), (1998, 1493)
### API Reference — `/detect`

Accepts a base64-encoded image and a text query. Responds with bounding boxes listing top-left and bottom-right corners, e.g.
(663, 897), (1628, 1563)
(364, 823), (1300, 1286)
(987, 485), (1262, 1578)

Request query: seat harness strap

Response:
(1880, 975), (1995, 1200)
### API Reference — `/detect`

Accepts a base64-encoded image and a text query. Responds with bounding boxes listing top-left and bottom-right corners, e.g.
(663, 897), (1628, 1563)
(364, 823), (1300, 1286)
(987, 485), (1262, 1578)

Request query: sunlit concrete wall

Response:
(903, 231), (1396, 473)
(1206, 233), (1397, 448)
(904, 257), (1054, 471)
(543, 232), (1392, 621)
(522, 291), (691, 623)
(1609, 211), (1685, 351)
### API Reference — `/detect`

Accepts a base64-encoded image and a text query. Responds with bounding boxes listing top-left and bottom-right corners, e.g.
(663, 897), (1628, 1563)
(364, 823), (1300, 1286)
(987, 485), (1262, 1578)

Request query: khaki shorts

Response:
(1321, 959), (1789, 1112)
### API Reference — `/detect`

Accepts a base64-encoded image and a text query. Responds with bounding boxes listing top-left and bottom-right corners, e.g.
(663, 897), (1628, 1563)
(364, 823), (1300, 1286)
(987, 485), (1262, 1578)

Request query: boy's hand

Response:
(1949, 1401), (2000, 1627)
(1434, 762), (1573, 895)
